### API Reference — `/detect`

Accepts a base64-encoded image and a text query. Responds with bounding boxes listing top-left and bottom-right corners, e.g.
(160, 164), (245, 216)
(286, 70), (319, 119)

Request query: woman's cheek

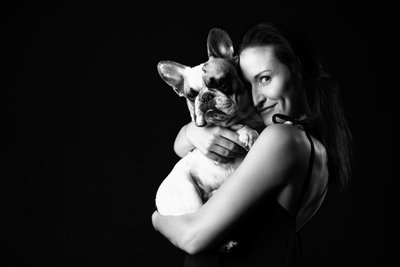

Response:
(267, 80), (284, 99)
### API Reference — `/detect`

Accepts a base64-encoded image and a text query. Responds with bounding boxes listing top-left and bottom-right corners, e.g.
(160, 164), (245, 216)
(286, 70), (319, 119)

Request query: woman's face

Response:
(239, 45), (302, 126)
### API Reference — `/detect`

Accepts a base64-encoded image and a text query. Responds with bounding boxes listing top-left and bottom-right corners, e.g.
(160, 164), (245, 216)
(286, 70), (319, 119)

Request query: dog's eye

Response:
(208, 77), (226, 89)
(216, 80), (226, 89)
(187, 89), (198, 101)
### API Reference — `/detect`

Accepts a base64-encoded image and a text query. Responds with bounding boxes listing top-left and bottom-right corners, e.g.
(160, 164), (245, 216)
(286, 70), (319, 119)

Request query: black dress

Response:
(183, 114), (317, 267)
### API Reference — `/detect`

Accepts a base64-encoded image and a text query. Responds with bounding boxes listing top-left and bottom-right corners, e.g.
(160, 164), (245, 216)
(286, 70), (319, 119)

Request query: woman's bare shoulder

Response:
(256, 123), (308, 150)
(247, 123), (310, 173)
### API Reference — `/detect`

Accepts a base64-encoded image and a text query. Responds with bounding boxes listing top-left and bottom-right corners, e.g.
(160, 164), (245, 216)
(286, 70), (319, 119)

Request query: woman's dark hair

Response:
(239, 21), (353, 192)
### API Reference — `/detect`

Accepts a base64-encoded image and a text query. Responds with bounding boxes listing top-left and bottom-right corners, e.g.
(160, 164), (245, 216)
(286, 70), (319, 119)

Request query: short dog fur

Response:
(155, 28), (262, 216)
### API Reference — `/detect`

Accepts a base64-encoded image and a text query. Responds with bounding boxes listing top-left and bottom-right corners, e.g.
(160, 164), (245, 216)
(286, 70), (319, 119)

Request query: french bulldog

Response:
(155, 28), (262, 216)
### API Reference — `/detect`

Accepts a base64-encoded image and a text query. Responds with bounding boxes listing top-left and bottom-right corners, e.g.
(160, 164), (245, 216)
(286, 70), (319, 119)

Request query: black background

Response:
(4, 1), (394, 266)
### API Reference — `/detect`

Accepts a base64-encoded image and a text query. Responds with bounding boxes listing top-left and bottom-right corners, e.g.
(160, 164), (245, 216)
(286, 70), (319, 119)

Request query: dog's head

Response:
(157, 28), (256, 127)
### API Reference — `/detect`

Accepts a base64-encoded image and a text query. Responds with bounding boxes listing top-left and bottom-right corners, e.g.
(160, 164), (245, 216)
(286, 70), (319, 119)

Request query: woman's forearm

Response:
(152, 211), (200, 255)
(174, 122), (195, 158)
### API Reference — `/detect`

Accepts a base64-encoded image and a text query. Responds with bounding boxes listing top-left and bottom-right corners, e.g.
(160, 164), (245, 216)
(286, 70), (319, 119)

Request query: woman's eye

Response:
(259, 76), (271, 84)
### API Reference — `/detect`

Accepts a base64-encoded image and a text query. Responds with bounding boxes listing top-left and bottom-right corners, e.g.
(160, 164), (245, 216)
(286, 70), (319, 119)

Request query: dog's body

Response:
(155, 28), (262, 216)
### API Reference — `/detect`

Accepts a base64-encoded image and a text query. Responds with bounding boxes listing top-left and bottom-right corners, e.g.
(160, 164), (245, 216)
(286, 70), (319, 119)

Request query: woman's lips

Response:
(258, 103), (277, 114)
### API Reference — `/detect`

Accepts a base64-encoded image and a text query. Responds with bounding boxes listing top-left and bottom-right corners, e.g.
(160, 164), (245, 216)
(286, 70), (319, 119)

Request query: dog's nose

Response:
(200, 92), (214, 103)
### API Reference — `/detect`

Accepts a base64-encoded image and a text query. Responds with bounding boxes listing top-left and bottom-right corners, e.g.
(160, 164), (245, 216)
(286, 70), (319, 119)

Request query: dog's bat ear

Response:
(207, 28), (234, 59)
(157, 61), (187, 97)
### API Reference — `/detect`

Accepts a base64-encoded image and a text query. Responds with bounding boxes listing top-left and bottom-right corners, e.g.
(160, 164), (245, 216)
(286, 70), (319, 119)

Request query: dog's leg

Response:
(235, 125), (259, 151)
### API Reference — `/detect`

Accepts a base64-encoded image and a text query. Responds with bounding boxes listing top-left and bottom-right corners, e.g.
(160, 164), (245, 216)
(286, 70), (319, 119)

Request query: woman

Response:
(152, 21), (353, 266)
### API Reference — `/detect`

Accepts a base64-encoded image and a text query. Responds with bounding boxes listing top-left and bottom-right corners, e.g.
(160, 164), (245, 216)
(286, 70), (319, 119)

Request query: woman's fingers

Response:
(187, 124), (247, 162)
(212, 144), (243, 159)
(214, 136), (246, 155)
(219, 127), (247, 151)
(203, 151), (235, 164)
(203, 128), (246, 162)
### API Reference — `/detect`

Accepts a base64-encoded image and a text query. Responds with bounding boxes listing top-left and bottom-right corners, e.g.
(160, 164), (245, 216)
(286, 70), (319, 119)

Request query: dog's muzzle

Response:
(194, 92), (238, 127)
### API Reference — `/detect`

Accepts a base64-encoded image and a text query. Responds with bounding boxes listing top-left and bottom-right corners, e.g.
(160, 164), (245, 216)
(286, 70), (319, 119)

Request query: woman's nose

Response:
(252, 89), (266, 109)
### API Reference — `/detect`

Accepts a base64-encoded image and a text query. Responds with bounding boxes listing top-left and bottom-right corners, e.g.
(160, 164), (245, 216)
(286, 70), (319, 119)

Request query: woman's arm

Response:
(173, 122), (196, 158)
(153, 124), (309, 254)
(152, 210), (198, 253)
(173, 121), (246, 163)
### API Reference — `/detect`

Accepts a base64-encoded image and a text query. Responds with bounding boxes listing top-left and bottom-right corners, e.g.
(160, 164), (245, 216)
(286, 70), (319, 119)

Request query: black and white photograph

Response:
(4, 1), (393, 266)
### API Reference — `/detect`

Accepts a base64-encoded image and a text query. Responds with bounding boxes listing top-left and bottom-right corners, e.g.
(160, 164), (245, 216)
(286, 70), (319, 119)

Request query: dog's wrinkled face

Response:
(157, 28), (249, 127)
(184, 57), (244, 127)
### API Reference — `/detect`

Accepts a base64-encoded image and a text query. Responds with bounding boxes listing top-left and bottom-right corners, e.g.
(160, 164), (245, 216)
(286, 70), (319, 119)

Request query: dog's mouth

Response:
(205, 108), (233, 122)
(195, 102), (238, 127)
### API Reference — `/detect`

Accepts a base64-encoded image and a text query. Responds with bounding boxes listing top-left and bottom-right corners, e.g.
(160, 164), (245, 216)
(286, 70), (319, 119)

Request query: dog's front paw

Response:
(237, 125), (259, 151)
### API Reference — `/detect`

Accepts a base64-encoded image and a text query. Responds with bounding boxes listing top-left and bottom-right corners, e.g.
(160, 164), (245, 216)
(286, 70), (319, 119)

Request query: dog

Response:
(155, 28), (262, 216)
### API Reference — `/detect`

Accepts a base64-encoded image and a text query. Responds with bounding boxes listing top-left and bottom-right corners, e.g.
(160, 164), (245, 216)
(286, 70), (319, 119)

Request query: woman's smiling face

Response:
(239, 45), (303, 126)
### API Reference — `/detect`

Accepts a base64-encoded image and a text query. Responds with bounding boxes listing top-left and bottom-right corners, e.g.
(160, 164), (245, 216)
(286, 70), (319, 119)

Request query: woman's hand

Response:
(174, 122), (246, 163)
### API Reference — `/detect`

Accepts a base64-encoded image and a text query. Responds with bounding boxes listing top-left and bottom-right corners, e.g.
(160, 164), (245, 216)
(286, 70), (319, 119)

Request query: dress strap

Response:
(297, 128), (315, 215)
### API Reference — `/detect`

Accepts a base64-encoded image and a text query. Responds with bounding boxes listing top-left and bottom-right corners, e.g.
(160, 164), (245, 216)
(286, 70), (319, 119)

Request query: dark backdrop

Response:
(4, 1), (394, 266)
